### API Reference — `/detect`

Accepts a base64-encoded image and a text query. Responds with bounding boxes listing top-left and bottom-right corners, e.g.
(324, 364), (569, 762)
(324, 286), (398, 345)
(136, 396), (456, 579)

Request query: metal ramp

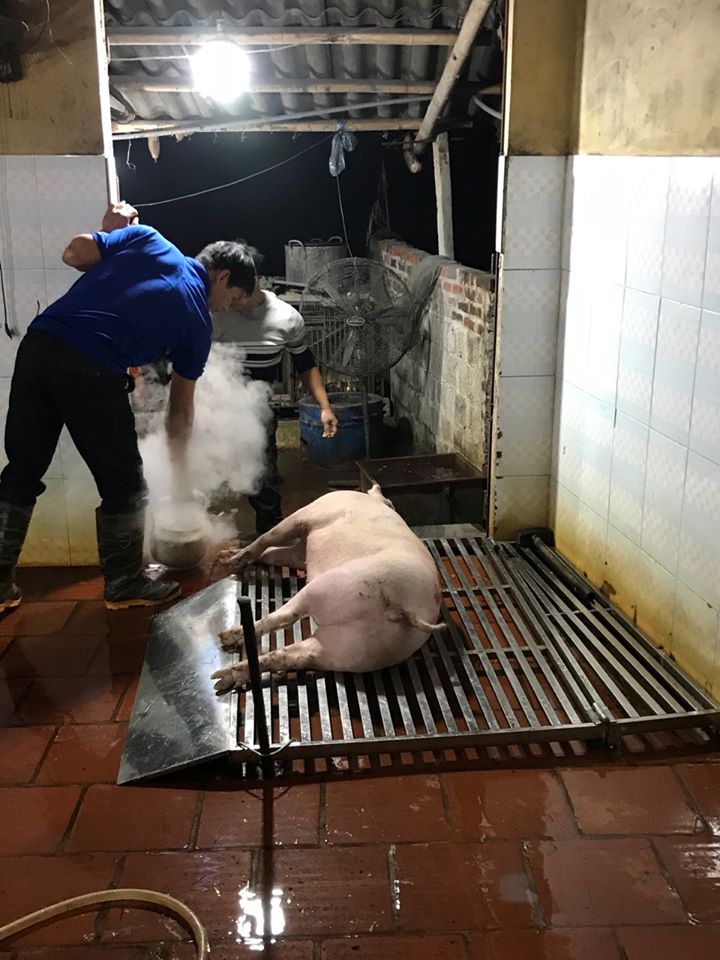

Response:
(118, 526), (720, 784)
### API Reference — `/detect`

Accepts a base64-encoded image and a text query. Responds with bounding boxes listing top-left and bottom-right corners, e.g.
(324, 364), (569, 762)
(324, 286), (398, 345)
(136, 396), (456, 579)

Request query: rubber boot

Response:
(96, 507), (181, 610)
(0, 501), (33, 613)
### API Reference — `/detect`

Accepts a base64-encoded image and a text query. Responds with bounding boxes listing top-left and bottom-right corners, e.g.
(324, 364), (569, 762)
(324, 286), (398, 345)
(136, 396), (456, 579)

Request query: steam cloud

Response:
(134, 342), (273, 544)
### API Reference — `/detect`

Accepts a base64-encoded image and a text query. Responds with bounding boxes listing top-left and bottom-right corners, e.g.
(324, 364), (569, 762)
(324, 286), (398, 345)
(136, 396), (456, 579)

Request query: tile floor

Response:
(0, 566), (719, 960)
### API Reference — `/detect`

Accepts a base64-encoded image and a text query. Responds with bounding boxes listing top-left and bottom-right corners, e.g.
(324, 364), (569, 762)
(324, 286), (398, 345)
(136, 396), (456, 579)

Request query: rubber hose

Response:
(0, 888), (208, 957)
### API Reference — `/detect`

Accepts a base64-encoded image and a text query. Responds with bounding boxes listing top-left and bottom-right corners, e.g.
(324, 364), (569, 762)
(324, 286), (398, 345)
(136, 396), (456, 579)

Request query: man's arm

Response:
(166, 372), (197, 493)
(299, 367), (338, 438)
(62, 235), (101, 272)
(61, 202), (140, 272)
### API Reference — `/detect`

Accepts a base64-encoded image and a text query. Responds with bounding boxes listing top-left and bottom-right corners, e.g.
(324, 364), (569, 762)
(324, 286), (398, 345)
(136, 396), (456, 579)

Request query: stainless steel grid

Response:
(231, 536), (720, 765)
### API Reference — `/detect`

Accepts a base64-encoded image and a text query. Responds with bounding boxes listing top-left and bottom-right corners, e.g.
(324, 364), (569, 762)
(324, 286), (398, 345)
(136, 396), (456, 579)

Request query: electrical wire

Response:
(0, 256), (14, 339)
(135, 134), (332, 208)
(335, 174), (352, 256)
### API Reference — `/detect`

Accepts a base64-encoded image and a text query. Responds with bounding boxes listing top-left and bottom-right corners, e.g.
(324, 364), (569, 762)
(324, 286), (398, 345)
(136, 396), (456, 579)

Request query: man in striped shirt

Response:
(211, 243), (338, 534)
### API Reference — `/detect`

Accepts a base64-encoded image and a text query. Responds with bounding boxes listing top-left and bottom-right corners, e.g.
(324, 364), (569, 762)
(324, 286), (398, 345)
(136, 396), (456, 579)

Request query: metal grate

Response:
(118, 530), (720, 784)
(231, 536), (720, 765)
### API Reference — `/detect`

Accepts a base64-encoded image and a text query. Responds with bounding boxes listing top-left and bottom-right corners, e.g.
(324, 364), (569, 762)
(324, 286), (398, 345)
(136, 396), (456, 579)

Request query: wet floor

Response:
(1, 564), (719, 959)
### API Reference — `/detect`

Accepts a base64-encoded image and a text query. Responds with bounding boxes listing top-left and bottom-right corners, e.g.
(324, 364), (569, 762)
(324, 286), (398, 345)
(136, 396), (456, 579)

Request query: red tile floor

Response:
(1, 566), (720, 960)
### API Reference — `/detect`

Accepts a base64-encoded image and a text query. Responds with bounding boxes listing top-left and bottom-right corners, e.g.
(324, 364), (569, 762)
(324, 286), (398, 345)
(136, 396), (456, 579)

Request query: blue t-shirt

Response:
(31, 225), (212, 380)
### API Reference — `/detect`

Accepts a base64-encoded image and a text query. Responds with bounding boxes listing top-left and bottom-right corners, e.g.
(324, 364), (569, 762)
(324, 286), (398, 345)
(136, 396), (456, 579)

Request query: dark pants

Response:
(0, 331), (146, 514)
(248, 413), (282, 534)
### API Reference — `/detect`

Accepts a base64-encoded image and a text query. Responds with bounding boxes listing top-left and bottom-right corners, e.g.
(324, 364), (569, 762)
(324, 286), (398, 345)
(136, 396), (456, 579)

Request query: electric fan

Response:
(300, 258), (417, 458)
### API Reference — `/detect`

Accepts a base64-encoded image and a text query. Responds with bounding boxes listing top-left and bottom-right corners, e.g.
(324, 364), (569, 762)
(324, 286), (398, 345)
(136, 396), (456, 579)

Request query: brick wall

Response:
(378, 242), (494, 470)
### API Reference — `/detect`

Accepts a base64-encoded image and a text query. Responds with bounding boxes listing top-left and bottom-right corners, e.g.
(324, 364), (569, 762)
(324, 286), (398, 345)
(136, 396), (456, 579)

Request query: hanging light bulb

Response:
(191, 40), (251, 104)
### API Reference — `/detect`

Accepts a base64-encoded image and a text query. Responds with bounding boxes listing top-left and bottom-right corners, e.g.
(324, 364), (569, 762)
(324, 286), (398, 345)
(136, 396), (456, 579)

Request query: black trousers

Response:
(0, 331), (146, 514)
(247, 413), (282, 534)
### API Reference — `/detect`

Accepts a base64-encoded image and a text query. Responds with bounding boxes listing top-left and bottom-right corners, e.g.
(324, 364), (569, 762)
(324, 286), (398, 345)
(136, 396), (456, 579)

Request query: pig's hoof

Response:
(218, 627), (243, 649)
(211, 663), (249, 693)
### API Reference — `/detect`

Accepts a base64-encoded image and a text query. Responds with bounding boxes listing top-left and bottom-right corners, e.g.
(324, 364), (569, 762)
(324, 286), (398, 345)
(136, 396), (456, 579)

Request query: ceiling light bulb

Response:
(191, 41), (251, 104)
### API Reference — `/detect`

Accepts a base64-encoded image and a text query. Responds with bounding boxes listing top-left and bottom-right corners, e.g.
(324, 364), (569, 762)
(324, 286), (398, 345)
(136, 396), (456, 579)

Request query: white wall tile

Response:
(502, 156), (565, 270)
(616, 289), (660, 425)
(661, 157), (714, 308)
(671, 581), (719, 692)
(565, 156), (631, 285)
(499, 268), (560, 377)
(650, 298), (701, 446)
(558, 268), (591, 388)
(59, 428), (93, 480)
(0, 156), (43, 271)
(605, 525), (675, 648)
(703, 171), (720, 313)
(0, 269), (46, 372)
(689, 309), (720, 465)
(609, 412), (649, 545)
(552, 481), (607, 587)
(65, 478), (99, 565)
(19, 478), (70, 566)
(626, 158), (669, 295)
(678, 451), (720, 610)
(496, 375), (555, 476)
(494, 475), (550, 539)
(586, 282), (624, 406)
(641, 430), (687, 574)
(35, 156), (109, 269)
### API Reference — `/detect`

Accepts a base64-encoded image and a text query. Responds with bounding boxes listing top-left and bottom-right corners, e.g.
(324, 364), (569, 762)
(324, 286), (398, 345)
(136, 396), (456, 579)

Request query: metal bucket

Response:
(285, 237), (348, 285)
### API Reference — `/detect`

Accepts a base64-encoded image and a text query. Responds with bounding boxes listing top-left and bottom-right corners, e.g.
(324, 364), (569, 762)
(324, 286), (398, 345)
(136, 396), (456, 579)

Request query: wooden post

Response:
(432, 132), (454, 259)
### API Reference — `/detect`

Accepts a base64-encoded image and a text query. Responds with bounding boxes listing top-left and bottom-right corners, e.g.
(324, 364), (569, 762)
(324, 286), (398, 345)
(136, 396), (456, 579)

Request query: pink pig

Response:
(211, 485), (444, 692)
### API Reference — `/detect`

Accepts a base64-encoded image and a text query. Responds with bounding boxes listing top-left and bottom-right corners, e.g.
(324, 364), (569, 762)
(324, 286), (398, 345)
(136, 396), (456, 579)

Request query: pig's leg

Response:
(255, 540), (306, 570)
(217, 511), (310, 571)
(218, 584), (310, 648)
(211, 637), (322, 693)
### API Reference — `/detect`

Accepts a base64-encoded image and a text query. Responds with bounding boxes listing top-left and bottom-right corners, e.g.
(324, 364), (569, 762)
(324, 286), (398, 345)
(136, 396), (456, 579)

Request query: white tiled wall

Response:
(553, 154), (720, 695)
(0, 155), (110, 564)
(493, 156), (565, 536)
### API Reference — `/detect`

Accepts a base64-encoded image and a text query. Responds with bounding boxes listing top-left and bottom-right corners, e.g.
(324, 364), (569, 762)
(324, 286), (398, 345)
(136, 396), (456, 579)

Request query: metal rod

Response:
(107, 26), (460, 47)
(238, 596), (273, 777)
(411, 0), (494, 160)
(360, 381), (371, 460)
(113, 95), (431, 139)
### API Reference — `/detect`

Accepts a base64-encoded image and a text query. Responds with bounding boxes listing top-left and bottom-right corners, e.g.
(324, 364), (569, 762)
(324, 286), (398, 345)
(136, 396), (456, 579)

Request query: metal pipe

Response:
(112, 94), (431, 139)
(111, 76), (438, 95)
(107, 26), (459, 47)
(238, 596), (273, 778)
(411, 0), (494, 160)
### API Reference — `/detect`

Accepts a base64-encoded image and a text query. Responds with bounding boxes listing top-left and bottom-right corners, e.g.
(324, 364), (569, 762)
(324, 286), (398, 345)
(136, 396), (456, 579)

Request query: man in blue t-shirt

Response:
(0, 201), (251, 612)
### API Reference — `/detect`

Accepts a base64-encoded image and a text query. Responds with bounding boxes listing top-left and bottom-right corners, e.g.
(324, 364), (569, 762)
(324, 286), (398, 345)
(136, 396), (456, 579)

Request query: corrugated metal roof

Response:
(105, 0), (482, 132)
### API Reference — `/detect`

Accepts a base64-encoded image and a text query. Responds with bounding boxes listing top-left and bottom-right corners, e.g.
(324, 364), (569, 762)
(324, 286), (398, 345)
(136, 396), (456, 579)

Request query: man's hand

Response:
(321, 407), (338, 439)
(101, 201), (139, 233)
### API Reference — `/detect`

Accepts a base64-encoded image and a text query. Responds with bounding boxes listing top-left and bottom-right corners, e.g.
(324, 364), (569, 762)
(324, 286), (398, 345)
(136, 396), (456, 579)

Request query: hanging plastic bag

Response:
(329, 120), (358, 177)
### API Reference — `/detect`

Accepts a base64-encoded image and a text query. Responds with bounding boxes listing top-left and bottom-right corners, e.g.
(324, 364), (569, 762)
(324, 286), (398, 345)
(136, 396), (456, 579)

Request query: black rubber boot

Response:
(0, 501), (33, 613)
(96, 507), (181, 610)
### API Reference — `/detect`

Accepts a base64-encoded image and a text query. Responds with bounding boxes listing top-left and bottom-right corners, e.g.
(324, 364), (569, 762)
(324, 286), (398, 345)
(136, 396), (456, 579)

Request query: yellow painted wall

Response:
(578, 0), (720, 155)
(0, 0), (110, 155)
(503, 0), (584, 155)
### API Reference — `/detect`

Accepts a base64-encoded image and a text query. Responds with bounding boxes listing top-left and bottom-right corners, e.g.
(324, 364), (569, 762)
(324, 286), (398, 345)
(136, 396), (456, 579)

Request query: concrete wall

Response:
(379, 242), (494, 472)
(0, 0), (111, 156)
(578, 0), (720, 156)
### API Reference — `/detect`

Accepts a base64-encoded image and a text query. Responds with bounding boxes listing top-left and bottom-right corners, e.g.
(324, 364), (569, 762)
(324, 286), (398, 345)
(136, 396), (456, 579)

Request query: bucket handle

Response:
(328, 236), (344, 244)
(287, 239), (304, 248)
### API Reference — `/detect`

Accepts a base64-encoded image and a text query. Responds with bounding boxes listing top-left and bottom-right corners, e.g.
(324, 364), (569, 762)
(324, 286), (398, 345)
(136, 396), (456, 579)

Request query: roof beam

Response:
(110, 76), (439, 95)
(113, 117), (423, 139)
(412, 0), (494, 163)
(106, 26), (459, 47)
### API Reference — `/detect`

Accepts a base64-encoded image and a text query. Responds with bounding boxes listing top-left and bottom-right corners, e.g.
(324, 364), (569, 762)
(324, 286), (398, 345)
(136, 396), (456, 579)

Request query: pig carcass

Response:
(211, 485), (444, 692)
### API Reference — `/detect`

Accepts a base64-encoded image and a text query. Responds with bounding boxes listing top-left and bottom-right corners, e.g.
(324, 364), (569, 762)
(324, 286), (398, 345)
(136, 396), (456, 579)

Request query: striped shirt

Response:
(211, 290), (316, 382)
